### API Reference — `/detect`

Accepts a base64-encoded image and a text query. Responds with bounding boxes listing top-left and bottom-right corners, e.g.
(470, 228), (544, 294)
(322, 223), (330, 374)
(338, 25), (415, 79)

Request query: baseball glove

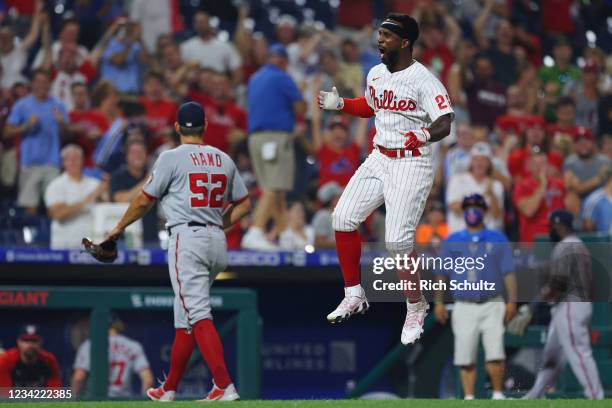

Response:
(506, 304), (533, 336)
(82, 237), (118, 263)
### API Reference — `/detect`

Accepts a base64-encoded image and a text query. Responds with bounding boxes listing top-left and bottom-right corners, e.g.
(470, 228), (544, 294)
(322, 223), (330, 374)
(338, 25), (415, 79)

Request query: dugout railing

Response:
(0, 286), (261, 400)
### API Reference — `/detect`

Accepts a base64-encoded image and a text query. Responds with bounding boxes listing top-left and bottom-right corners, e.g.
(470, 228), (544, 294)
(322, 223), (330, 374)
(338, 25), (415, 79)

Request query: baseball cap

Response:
(470, 141), (492, 159)
(317, 181), (342, 204)
(549, 209), (574, 230)
(268, 43), (288, 59)
(19, 324), (42, 341)
(462, 193), (488, 210)
(574, 126), (594, 140)
(177, 102), (205, 129)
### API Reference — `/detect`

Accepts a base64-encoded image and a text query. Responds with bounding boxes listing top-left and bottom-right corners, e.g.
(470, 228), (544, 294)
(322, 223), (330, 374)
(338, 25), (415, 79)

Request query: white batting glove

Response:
(318, 86), (344, 110)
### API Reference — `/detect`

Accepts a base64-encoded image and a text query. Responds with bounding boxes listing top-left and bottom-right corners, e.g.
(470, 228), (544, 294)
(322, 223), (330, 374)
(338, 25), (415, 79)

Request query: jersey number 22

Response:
(189, 173), (227, 208)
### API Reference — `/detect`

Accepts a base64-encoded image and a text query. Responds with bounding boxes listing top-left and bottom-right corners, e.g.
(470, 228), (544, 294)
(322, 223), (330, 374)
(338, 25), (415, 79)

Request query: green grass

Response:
(0, 400), (611, 407)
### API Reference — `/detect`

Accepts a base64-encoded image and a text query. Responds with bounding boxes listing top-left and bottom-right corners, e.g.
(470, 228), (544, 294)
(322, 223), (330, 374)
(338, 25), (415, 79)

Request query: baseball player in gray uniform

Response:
(524, 210), (603, 400)
(107, 102), (251, 402)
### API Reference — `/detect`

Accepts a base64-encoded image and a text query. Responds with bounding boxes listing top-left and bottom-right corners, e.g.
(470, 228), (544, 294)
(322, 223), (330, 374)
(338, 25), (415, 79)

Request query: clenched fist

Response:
(404, 128), (431, 151)
(318, 86), (344, 110)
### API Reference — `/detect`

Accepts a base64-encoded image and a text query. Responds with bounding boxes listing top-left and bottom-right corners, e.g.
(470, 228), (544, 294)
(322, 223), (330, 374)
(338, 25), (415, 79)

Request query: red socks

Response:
(193, 319), (232, 389)
(396, 250), (423, 303)
(335, 230), (362, 287)
(164, 329), (195, 391)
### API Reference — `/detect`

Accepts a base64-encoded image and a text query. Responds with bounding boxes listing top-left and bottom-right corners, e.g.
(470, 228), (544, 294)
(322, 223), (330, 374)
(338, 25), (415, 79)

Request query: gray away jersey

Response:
(143, 143), (248, 227)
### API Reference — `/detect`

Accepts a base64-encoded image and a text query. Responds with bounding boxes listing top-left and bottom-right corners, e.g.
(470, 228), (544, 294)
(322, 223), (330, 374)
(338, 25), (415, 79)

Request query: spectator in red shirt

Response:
(187, 71), (247, 154)
(0, 324), (62, 389)
(68, 82), (109, 167)
(495, 84), (533, 136)
(139, 71), (177, 151)
(310, 102), (367, 187)
(513, 146), (567, 243)
(47, 44), (97, 112)
(507, 116), (563, 180)
(542, 0), (576, 36)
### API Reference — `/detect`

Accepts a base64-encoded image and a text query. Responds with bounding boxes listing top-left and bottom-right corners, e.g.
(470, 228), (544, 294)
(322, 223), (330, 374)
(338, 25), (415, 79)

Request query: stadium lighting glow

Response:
(543, 55), (554, 67)
(244, 18), (255, 31)
(305, 245), (315, 254)
(218, 31), (230, 42)
(586, 30), (597, 43)
(23, 227), (33, 244)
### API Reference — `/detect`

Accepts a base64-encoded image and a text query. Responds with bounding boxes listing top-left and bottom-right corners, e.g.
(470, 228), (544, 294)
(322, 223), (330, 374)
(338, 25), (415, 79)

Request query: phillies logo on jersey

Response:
(369, 86), (417, 112)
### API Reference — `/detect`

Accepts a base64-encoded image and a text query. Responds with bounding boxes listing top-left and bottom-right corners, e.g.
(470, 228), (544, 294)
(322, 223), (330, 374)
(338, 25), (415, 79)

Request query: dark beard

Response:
(382, 49), (399, 69)
(578, 151), (593, 160)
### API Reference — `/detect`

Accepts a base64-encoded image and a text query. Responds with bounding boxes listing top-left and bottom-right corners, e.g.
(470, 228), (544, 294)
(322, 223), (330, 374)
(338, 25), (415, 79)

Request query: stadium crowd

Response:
(0, 0), (610, 250)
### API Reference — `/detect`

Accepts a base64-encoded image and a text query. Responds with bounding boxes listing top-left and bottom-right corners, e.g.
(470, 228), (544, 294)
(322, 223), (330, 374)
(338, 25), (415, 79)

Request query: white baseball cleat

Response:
(147, 385), (176, 402)
(198, 382), (240, 402)
(400, 296), (429, 345)
(326, 286), (369, 324)
(492, 391), (506, 400)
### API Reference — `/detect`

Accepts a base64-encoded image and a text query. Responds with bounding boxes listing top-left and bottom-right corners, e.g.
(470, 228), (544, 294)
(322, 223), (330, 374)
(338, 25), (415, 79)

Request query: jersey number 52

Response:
(189, 173), (227, 208)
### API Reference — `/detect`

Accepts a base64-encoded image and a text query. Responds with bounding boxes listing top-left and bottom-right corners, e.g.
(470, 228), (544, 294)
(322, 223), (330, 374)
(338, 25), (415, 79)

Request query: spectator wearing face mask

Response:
(434, 193), (516, 402)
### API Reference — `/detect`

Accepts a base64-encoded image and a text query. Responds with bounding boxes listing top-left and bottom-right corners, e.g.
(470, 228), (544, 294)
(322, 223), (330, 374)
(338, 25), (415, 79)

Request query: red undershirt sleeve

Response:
(340, 97), (375, 118)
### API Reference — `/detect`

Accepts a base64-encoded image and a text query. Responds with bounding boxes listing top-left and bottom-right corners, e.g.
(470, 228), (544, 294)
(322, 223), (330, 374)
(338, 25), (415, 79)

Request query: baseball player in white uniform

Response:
(524, 210), (603, 399)
(106, 102), (251, 402)
(71, 321), (153, 397)
(318, 13), (454, 344)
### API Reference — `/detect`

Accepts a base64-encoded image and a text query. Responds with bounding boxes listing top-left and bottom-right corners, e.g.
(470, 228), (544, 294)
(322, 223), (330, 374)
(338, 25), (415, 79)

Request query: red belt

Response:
(376, 145), (421, 158)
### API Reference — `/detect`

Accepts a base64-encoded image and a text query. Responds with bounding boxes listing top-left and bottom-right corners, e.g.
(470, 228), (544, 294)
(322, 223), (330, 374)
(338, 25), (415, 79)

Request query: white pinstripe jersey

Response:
(365, 60), (454, 150)
(73, 334), (149, 397)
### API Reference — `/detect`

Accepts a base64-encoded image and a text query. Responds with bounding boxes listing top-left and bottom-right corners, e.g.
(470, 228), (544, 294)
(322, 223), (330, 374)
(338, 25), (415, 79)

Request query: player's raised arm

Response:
(318, 87), (375, 118)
